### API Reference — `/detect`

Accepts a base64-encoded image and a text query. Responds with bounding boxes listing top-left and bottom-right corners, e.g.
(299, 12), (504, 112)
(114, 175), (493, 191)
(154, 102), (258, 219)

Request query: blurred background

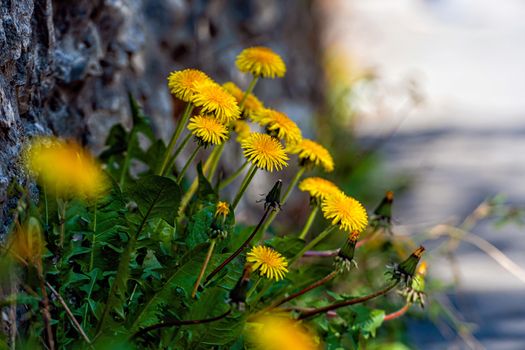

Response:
(1, 0), (524, 348)
(321, 0), (525, 348)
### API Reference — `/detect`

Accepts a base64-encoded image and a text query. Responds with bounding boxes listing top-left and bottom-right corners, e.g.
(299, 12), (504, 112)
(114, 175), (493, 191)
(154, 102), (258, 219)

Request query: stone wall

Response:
(0, 0), (324, 235)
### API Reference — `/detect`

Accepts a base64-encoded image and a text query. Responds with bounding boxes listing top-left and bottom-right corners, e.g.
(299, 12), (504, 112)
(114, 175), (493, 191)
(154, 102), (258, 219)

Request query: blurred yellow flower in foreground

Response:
(246, 315), (320, 350)
(8, 217), (45, 265)
(236, 46), (286, 78)
(24, 136), (108, 200)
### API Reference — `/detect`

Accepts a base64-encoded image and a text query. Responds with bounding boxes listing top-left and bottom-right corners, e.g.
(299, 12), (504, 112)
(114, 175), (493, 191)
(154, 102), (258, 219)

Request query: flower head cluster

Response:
(289, 139), (334, 172)
(256, 109), (302, 145)
(321, 191), (368, 233)
(247, 245), (288, 281)
(299, 177), (340, 202)
(246, 315), (320, 350)
(168, 69), (211, 102)
(192, 82), (241, 124)
(223, 81), (264, 120)
(24, 136), (108, 200)
(241, 133), (289, 172)
(236, 46), (286, 78)
(187, 115), (229, 146)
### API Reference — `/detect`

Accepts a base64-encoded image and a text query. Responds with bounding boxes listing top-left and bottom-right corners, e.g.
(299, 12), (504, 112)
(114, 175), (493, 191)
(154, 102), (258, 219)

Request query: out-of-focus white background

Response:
(322, 0), (525, 348)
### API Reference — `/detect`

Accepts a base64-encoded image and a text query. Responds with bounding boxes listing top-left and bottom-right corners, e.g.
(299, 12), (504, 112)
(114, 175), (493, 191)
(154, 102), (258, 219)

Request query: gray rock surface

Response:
(0, 0), (323, 235)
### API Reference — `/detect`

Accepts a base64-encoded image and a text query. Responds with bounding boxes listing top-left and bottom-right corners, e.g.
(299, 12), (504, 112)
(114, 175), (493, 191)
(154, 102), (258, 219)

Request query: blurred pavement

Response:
(323, 0), (525, 348)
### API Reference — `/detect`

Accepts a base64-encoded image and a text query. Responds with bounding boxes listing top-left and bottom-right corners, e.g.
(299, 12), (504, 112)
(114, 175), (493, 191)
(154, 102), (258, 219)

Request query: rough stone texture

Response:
(0, 0), (324, 235)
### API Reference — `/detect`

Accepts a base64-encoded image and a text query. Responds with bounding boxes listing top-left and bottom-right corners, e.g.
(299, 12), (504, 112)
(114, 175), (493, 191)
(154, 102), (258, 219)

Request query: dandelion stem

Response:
(290, 226), (337, 265)
(259, 167), (305, 238)
(43, 185), (49, 228)
(383, 303), (411, 322)
(298, 281), (399, 320)
(176, 144), (201, 184)
(158, 103), (193, 175)
(132, 307), (231, 339)
(219, 161), (249, 190)
(166, 132), (193, 173)
(205, 76), (259, 183)
(89, 202), (98, 272)
(239, 76), (259, 109)
(232, 164), (258, 210)
(204, 206), (272, 285)
(270, 271), (337, 310)
(245, 277), (262, 300)
(298, 205), (319, 240)
(58, 200), (68, 248)
(191, 239), (216, 298)
(119, 130), (135, 188)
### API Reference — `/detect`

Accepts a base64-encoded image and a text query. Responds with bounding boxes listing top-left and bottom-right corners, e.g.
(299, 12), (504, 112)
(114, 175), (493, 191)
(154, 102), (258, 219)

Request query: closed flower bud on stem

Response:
(264, 179), (283, 211)
(400, 260), (428, 308)
(371, 191), (394, 232)
(333, 231), (360, 273)
(386, 246), (425, 285)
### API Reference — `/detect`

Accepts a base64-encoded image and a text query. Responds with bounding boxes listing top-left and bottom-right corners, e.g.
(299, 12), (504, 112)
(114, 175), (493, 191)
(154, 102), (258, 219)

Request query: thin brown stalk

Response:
(298, 281), (399, 320)
(204, 206), (272, 285)
(383, 303), (411, 322)
(45, 281), (92, 345)
(132, 308), (231, 339)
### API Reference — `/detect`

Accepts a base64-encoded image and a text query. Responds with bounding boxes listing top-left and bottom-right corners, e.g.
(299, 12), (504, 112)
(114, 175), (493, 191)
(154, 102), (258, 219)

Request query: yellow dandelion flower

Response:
(247, 246), (288, 281)
(167, 69), (211, 102)
(299, 177), (340, 200)
(223, 82), (264, 120)
(187, 115), (229, 145)
(24, 136), (108, 200)
(236, 46), (286, 78)
(215, 201), (230, 218)
(191, 82), (240, 124)
(257, 108), (302, 145)
(246, 315), (320, 350)
(241, 133), (289, 172)
(232, 120), (252, 142)
(289, 139), (334, 172)
(321, 191), (368, 233)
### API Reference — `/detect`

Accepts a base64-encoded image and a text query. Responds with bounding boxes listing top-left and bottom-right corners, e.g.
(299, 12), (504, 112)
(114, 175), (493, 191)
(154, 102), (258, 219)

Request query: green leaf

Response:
(196, 162), (217, 202)
(351, 306), (385, 339)
(186, 203), (215, 249)
(128, 175), (181, 225)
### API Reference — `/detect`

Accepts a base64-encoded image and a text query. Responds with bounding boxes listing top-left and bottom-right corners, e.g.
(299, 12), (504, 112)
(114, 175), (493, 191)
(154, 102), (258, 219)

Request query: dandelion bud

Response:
(333, 231), (359, 273)
(400, 260), (427, 308)
(371, 191), (394, 232)
(386, 246), (425, 285)
(264, 180), (283, 211)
